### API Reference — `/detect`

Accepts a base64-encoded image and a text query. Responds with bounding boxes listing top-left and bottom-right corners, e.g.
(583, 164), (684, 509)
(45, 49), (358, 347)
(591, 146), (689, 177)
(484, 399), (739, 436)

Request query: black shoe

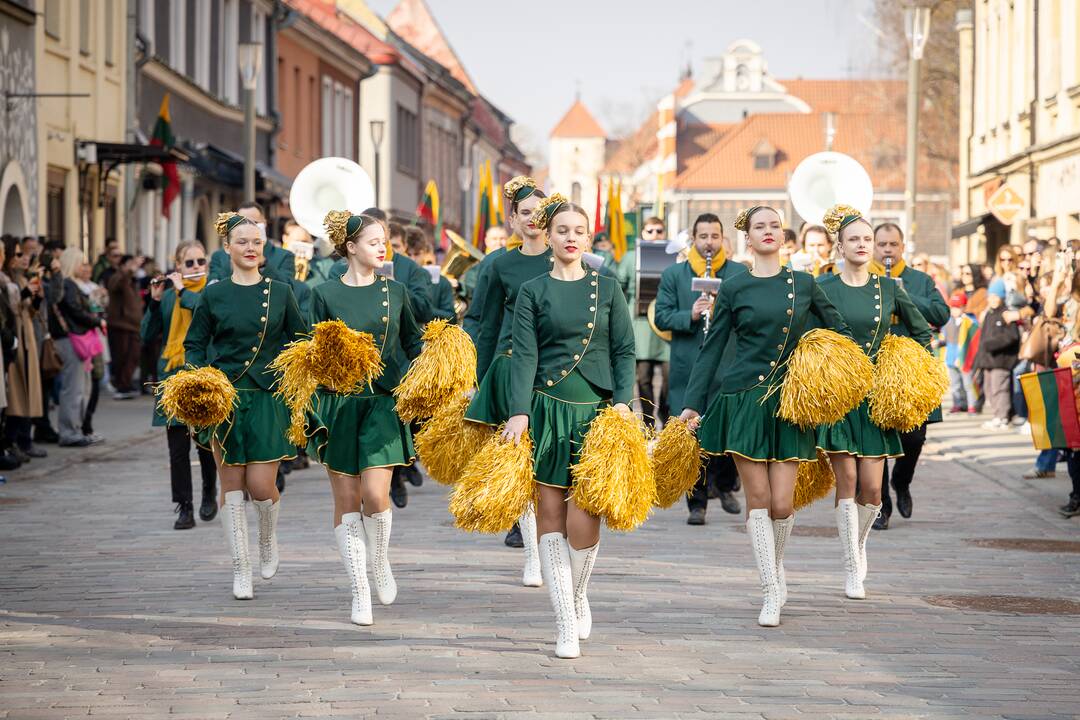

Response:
(687, 508), (706, 525)
(872, 511), (890, 530)
(199, 495), (218, 522)
(390, 475), (408, 508)
(733, 476), (742, 493)
(0, 451), (21, 470)
(504, 523), (524, 547)
(280, 459), (293, 475)
(275, 470), (286, 494)
(22, 445), (47, 459)
(719, 491), (741, 515)
(896, 487), (913, 519)
(174, 503), (196, 530)
(404, 464), (423, 487)
(706, 482), (721, 500)
(11, 447), (29, 464)
(1060, 498), (1080, 518)
(34, 427), (60, 444)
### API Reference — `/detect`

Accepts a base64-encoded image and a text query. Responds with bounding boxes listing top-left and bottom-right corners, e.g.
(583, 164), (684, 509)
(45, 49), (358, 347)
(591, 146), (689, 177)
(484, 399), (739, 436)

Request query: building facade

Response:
(954, 1), (1080, 265)
(0, 0), (37, 238)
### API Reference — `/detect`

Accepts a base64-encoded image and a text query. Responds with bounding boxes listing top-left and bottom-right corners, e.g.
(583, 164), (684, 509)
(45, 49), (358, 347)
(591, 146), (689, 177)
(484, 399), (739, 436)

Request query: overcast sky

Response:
(367, 0), (883, 157)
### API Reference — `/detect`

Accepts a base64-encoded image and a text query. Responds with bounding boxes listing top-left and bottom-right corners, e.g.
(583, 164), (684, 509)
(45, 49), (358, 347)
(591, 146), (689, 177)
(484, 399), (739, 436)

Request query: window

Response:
(46, 168), (67, 245)
(321, 77), (333, 157)
(193, 0), (211, 88)
(320, 78), (355, 159)
(751, 139), (776, 170)
(291, 65), (300, 152)
(342, 88), (354, 160)
(79, 0), (92, 55)
(309, 75), (317, 157)
(221, 0), (238, 104)
(138, 0), (153, 45)
(104, 0), (115, 64)
(45, 0), (62, 38)
(396, 105), (420, 176)
(170, 0), (187, 74)
(252, 6), (268, 115)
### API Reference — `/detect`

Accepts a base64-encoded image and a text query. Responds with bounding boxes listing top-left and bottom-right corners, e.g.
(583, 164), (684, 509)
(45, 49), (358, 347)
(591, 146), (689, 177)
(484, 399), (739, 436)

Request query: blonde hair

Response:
(174, 240), (206, 265)
(59, 247), (87, 279)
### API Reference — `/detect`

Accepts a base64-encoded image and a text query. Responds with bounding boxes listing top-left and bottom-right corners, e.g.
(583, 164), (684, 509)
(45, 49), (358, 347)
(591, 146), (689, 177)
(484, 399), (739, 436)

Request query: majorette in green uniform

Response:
(502, 193), (636, 659)
(306, 211), (424, 627)
(184, 212), (308, 601)
(680, 205), (852, 629)
(464, 175), (549, 588)
(814, 204), (935, 601)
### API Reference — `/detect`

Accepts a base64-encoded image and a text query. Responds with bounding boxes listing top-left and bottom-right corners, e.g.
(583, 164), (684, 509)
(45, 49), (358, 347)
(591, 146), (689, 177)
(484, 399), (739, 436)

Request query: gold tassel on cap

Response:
(449, 428), (537, 534)
(269, 320), (384, 445)
(779, 329), (873, 428)
(414, 396), (493, 486)
(869, 334), (949, 432)
(570, 407), (656, 531)
(652, 418), (704, 509)
(794, 450), (836, 511)
(157, 366), (237, 428)
(395, 319), (477, 422)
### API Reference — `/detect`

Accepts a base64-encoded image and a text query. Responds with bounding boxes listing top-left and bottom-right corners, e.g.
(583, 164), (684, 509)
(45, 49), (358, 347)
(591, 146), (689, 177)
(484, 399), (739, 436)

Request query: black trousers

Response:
(636, 360), (669, 428)
(687, 453), (738, 512)
(168, 425), (217, 505)
(879, 422), (927, 517)
(1067, 451), (1080, 502)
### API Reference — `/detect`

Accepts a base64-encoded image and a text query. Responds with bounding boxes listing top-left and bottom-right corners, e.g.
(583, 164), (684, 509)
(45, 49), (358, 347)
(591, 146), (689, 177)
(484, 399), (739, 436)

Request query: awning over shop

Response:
(951, 212), (996, 239)
(182, 143), (292, 197)
(76, 140), (189, 206)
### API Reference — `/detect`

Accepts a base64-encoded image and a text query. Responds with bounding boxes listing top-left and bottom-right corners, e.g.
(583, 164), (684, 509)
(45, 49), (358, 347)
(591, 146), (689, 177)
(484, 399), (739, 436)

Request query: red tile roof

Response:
(551, 100), (606, 138)
(385, 0), (477, 94)
(778, 78), (905, 115)
(285, 0), (397, 62)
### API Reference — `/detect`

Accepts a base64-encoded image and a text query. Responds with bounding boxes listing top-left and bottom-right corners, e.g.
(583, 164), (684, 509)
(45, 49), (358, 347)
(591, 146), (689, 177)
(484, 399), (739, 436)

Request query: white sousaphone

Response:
(287, 157), (376, 280)
(787, 151), (874, 225)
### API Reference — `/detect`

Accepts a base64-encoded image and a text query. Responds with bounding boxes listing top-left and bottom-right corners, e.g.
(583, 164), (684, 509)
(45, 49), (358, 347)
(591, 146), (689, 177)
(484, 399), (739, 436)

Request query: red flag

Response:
(593, 179), (602, 235)
(150, 94), (180, 218)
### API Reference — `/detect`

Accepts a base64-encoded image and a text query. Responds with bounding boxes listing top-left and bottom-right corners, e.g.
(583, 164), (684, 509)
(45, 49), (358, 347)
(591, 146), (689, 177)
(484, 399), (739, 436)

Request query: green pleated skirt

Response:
(465, 352), (512, 426)
(816, 399), (903, 458)
(531, 371), (609, 489)
(697, 384), (816, 463)
(305, 387), (414, 477)
(196, 383), (297, 466)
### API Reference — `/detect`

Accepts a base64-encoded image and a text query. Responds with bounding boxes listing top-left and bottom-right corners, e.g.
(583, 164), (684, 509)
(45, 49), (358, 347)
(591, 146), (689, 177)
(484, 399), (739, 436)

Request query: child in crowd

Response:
(944, 290), (979, 414)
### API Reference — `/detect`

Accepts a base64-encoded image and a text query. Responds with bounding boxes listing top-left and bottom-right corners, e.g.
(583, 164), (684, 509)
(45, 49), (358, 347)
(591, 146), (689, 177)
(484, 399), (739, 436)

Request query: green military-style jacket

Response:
(816, 273), (933, 357)
(683, 268), (850, 414)
(330, 253), (434, 324)
(475, 247), (553, 378)
(462, 247), (507, 342)
(425, 272), (457, 323)
(141, 284), (206, 427)
(654, 257), (749, 414)
(509, 270), (636, 418)
(887, 264), (949, 335)
(185, 277), (308, 391)
(310, 276), (424, 395)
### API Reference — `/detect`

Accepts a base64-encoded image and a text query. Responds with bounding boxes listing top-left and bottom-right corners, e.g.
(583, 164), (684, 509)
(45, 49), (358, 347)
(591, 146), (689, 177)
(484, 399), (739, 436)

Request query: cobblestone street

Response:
(1, 398), (1078, 719)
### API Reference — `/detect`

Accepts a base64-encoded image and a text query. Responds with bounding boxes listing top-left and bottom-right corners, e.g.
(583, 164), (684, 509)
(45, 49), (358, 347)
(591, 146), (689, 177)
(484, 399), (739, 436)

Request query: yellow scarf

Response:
(161, 276), (208, 372)
(384, 241), (394, 260)
(687, 245), (726, 277)
(505, 233), (523, 251)
(869, 258), (907, 277)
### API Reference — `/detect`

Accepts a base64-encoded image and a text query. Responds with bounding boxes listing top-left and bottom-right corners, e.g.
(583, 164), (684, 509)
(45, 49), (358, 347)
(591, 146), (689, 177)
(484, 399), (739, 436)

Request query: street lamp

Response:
(904, 4), (931, 252)
(238, 42), (263, 201)
(370, 120), (385, 209)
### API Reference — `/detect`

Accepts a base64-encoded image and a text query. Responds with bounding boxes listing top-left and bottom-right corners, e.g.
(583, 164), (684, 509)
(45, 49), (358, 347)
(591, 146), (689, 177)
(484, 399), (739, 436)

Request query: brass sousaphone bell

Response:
(442, 228), (486, 281)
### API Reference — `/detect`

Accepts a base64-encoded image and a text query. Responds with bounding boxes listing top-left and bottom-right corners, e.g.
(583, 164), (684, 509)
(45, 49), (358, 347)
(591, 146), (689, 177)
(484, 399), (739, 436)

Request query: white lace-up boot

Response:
(335, 513), (373, 625)
(252, 497), (280, 579)
(773, 515), (794, 608)
(836, 498), (865, 599)
(856, 502), (882, 583)
(538, 533), (580, 658)
(221, 491), (253, 600)
(747, 509), (781, 627)
(364, 509), (397, 605)
(568, 541), (598, 640)
(521, 506), (543, 587)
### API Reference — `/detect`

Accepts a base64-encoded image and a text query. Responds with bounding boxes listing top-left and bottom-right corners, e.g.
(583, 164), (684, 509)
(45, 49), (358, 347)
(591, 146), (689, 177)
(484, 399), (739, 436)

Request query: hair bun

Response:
(504, 175), (537, 200)
(533, 193), (568, 231)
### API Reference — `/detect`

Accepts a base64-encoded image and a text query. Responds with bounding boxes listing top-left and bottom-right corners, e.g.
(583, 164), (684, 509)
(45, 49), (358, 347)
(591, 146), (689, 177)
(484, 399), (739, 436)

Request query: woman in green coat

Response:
(307, 211), (423, 626)
(184, 213), (307, 601)
(502, 194), (636, 659)
(815, 205), (933, 601)
(142, 240), (216, 531)
(465, 176), (549, 587)
(679, 205), (851, 628)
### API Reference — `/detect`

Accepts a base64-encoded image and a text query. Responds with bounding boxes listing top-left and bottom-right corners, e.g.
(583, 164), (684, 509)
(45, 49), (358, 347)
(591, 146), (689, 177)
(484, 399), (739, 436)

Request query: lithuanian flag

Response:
(414, 179), (443, 248)
(150, 94), (180, 218)
(471, 161), (493, 248)
(1020, 367), (1080, 449)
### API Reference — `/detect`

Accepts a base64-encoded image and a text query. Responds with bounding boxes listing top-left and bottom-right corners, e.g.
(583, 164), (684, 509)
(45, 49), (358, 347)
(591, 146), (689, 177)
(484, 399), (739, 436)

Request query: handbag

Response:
(68, 327), (104, 362)
(1020, 316), (1066, 367)
(41, 336), (63, 378)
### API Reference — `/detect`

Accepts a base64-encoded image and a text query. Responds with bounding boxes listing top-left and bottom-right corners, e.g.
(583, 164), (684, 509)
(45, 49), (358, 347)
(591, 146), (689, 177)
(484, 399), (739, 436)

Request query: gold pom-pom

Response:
(214, 212), (239, 238)
(652, 418), (704, 509)
(794, 450), (836, 511)
(157, 366), (237, 428)
(323, 210), (352, 248)
(414, 396), (494, 485)
(503, 175), (537, 200)
(779, 329), (873, 429)
(822, 204), (862, 235)
(532, 193), (569, 231)
(570, 407), (656, 531)
(449, 428), (537, 533)
(269, 320), (384, 445)
(394, 319), (477, 422)
(868, 334), (949, 432)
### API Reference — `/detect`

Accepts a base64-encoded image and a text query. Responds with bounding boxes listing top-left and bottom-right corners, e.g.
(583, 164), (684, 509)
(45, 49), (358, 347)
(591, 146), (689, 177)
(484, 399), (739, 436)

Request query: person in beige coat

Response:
(1, 236), (45, 462)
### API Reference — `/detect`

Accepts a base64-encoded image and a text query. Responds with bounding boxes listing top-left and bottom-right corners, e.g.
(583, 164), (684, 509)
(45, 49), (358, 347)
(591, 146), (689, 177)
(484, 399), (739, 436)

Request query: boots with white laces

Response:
(521, 506), (543, 588)
(221, 491), (253, 600)
(746, 509), (781, 627)
(773, 515), (794, 608)
(568, 541), (598, 640)
(364, 509), (397, 605)
(538, 532), (580, 658)
(335, 513), (373, 625)
(252, 497), (280, 579)
(836, 498), (865, 599)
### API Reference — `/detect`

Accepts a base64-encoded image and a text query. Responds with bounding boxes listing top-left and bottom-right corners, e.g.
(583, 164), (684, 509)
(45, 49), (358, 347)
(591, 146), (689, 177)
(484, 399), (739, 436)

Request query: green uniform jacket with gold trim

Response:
(682, 268), (851, 414)
(184, 277), (308, 391)
(476, 247), (553, 378)
(309, 276), (424, 395)
(815, 274), (933, 356)
(509, 270), (636, 418)
(330, 253), (434, 324)
(462, 247), (507, 342)
(654, 258), (749, 414)
(889, 265), (949, 335)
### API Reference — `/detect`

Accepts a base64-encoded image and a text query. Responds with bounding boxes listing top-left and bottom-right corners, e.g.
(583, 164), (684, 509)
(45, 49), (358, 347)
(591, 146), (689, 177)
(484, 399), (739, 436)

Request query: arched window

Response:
(571, 181), (582, 205)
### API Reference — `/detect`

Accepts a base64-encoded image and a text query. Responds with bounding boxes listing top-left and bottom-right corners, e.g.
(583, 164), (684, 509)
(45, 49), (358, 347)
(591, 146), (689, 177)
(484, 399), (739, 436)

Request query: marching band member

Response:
(815, 205), (933, 599)
(185, 212), (307, 600)
(142, 240), (217, 530)
(679, 205), (851, 627)
(307, 211), (423, 626)
(655, 213), (748, 523)
(868, 223), (949, 529)
(465, 177), (549, 579)
(461, 225), (511, 341)
(501, 193), (636, 658)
